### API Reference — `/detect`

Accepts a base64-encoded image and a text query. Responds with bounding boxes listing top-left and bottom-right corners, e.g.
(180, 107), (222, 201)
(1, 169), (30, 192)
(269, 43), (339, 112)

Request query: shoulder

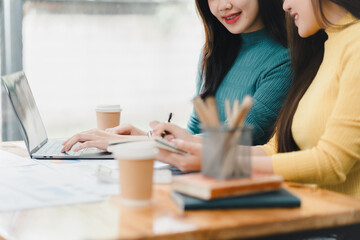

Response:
(256, 35), (291, 75)
(343, 18), (360, 37)
(346, 24), (360, 50)
(255, 34), (290, 67)
(236, 36), (290, 69)
(333, 19), (360, 51)
(252, 36), (292, 86)
(337, 21), (360, 64)
(331, 20), (360, 87)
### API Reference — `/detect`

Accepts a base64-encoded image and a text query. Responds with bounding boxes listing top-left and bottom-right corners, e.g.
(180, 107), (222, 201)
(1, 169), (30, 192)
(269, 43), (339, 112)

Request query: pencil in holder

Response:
(201, 125), (253, 180)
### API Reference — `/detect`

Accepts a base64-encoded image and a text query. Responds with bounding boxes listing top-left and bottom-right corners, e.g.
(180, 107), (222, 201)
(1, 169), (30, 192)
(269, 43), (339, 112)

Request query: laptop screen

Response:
(2, 71), (47, 152)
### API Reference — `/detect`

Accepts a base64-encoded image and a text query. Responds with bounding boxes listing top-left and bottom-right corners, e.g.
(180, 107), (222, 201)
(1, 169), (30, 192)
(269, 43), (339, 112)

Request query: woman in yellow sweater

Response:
(154, 0), (360, 199)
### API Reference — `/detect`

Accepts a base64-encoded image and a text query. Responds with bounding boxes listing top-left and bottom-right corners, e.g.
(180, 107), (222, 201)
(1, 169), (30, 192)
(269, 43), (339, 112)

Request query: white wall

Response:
(23, 2), (203, 138)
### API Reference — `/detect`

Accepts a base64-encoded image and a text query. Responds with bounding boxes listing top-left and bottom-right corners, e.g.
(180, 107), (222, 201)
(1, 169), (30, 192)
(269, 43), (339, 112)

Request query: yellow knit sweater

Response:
(261, 14), (360, 199)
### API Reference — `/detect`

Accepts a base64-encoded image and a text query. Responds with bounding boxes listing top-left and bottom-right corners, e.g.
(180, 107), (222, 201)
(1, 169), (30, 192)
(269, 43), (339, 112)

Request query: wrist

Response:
(192, 135), (203, 143)
(252, 156), (274, 174)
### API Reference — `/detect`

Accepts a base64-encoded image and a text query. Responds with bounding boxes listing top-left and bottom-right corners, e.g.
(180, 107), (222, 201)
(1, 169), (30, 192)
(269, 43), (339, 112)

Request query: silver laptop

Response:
(1, 71), (113, 159)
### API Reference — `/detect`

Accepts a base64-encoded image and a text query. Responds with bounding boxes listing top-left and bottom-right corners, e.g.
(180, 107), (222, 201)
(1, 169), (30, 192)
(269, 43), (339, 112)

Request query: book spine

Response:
(172, 182), (210, 200)
(210, 182), (283, 199)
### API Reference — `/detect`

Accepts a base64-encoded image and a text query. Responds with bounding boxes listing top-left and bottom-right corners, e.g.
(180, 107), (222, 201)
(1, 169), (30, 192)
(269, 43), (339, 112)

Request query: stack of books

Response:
(171, 173), (301, 211)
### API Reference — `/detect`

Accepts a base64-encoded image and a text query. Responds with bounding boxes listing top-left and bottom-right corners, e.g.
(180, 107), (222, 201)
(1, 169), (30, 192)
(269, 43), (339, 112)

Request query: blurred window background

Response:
(0, 0), (203, 140)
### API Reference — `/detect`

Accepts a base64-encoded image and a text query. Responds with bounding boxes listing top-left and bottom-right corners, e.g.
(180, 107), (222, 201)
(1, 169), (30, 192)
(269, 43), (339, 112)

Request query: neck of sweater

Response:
(240, 28), (268, 46)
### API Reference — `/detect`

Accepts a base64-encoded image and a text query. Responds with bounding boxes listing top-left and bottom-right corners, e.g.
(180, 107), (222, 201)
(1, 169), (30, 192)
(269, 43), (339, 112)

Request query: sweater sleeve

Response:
(187, 59), (203, 135)
(272, 43), (360, 185)
(187, 109), (201, 135)
(245, 56), (292, 145)
(260, 135), (277, 156)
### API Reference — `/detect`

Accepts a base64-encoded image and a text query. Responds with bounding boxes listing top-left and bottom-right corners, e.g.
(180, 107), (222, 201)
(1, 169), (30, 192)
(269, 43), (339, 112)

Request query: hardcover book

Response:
(172, 173), (283, 200)
(171, 188), (301, 211)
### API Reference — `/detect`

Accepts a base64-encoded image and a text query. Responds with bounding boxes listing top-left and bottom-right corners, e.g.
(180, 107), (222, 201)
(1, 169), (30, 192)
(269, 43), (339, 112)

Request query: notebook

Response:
(107, 137), (188, 155)
(171, 188), (301, 211)
(1, 71), (113, 159)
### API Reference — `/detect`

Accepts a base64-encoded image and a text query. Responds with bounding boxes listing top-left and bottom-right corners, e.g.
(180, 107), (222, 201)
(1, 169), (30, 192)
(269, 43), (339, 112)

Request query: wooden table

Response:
(1, 141), (360, 240)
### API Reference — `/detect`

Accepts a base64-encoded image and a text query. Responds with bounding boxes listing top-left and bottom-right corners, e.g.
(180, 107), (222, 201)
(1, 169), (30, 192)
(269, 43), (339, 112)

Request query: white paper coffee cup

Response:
(95, 105), (122, 130)
(113, 142), (158, 207)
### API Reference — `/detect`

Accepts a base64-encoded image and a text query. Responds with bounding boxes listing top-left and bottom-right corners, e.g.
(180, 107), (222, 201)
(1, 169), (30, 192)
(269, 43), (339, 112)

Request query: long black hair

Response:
(195, 0), (287, 99)
(275, 0), (360, 153)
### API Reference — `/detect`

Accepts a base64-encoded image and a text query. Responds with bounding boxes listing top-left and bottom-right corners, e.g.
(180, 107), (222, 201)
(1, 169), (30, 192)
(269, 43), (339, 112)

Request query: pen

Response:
(167, 112), (173, 122)
(161, 112), (173, 138)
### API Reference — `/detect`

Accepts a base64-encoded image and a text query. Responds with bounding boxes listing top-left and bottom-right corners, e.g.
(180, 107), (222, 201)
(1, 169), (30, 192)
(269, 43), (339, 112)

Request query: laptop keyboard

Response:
(36, 141), (86, 157)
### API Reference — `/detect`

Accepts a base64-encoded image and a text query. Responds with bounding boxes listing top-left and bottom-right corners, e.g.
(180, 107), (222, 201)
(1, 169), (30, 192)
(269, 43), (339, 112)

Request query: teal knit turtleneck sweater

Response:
(187, 28), (292, 145)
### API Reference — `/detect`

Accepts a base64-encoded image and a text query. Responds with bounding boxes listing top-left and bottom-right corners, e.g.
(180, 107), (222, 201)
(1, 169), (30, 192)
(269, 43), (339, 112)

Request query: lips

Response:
(224, 12), (242, 24)
(290, 12), (299, 23)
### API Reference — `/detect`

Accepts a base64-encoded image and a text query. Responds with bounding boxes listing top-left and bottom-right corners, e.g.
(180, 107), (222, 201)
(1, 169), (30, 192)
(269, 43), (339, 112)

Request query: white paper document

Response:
(33, 159), (120, 196)
(0, 164), (103, 212)
(0, 150), (38, 168)
(0, 150), (172, 212)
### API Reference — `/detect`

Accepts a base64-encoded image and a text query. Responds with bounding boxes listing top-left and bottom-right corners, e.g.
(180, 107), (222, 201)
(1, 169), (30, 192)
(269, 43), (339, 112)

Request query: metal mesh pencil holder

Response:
(201, 125), (253, 180)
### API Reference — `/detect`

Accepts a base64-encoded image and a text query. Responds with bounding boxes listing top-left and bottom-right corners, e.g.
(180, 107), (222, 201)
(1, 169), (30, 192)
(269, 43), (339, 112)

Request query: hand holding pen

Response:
(161, 112), (173, 138)
(150, 115), (201, 143)
(147, 112), (172, 138)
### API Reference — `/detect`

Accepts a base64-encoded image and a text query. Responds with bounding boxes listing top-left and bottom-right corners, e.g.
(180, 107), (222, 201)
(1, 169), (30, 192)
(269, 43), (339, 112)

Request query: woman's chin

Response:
(298, 27), (321, 38)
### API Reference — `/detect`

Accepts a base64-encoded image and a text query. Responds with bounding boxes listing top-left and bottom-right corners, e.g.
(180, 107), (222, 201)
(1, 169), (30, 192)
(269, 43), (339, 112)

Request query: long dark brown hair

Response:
(195, 0), (287, 99)
(275, 0), (360, 153)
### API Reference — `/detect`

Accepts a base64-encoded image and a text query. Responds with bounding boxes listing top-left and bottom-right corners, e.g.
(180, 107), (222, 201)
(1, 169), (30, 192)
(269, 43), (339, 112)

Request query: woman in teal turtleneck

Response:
(61, 0), (292, 152)
(187, 0), (292, 145)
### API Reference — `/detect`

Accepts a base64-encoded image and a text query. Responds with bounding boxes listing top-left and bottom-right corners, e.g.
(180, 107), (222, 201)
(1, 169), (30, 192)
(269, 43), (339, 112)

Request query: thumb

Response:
(151, 122), (175, 136)
(173, 139), (201, 154)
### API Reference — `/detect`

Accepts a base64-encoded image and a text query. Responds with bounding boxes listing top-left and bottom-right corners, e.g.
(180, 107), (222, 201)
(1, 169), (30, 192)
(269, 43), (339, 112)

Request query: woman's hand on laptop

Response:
(105, 124), (146, 136)
(61, 129), (124, 152)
